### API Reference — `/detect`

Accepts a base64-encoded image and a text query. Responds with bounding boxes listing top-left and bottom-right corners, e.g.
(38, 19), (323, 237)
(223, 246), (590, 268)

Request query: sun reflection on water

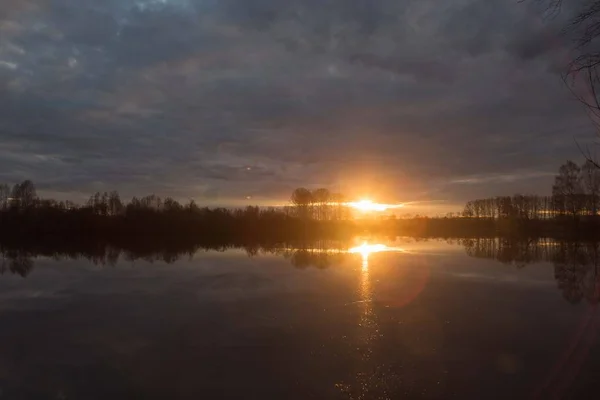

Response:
(348, 242), (406, 266)
(350, 242), (382, 398)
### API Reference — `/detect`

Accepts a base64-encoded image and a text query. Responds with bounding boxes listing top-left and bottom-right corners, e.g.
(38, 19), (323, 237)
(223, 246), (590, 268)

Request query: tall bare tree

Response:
(553, 160), (585, 218)
(330, 192), (346, 221)
(11, 180), (37, 209)
(108, 191), (124, 216)
(533, 1), (600, 165)
(291, 188), (313, 220)
(0, 184), (9, 210)
(312, 188), (331, 221)
(582, 159), (600, 214)
(562, 1), (600, 119)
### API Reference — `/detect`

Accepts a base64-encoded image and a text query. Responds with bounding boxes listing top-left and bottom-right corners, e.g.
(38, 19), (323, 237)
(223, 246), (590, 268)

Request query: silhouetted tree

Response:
(140, 194), (162, 210)
(330, 192), (351, 221)
(108, 191), (124, 216)
(549, 0), (600, 126)
(582, 160), (600, 216)
(527, 1), (600, 169)
(186, 199), (199, 213)
(87, 192), (102, 214)
(100, 192), (110, 216)
(129, 196), (141, 210)
(553, 160), (584, 219)
(312, 188), (331, 221)
(65, 200), (77, 210)
(291, 187), (313, 220)
(11, 180), (37, 209)
(163, 197), (182, 211)
(462, 201), (474, 217)
(0, 184), (9, 210)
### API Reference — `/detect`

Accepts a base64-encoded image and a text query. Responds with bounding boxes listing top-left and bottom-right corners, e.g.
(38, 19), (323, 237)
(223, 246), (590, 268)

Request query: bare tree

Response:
(140, 194), (162, 210)
(108, 191), (124, 216)
(582, 159), (600, 215)
(87, 192), (102, 214)
(100, 192), (109, 216)
(330, 192), (346, 221)
(163, 197), (182, 212)
(11, 180), (37, 209)
(563, 1), (600, 120)
(531, 0), (600, 115)
(0, 184), (9, 210)
(312, 188), (331, 221)
(462, 201), (475, 217)
(291, 188), (313, 220)
(531, 1), (600, 166)
(553, 160), (585, 219)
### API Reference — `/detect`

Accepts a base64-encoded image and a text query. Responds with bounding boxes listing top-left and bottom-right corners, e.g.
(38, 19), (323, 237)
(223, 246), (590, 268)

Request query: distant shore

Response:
(1, 204), (598, 246)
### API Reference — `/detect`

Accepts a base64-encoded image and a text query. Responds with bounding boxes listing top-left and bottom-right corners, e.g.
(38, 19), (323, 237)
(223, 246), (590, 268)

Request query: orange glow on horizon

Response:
(346, 199), (404, 213)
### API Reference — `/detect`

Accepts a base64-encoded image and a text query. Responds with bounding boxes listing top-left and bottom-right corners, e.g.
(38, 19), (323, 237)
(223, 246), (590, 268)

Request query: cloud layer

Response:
(0, 0), (594, 209)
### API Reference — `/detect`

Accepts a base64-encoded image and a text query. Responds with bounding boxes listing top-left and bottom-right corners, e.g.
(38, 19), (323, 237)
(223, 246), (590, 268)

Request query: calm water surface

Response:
(1, 238), (599, 399)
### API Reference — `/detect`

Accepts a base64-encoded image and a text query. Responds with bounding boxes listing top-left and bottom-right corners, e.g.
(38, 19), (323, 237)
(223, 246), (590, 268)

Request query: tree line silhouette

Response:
(0, 185), (514, 241)
(1, 181), (492, 240)
(1, 160), (599, 243)
(0, 181), (363, 242)
(290, 187), (353, 221)
(458, 160), (600, 237)
(462, 161), (600, 220)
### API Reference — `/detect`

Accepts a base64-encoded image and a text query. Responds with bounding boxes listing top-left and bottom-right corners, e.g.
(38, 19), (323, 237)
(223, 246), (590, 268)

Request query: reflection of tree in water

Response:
(290, 250), (312, 269)
(241, 239), (351, 269)
(289, 249), (346, 269)
(461, 238), (600, 304)
(243, 243), (260, 257)
(0, 239), (356, 278)
(284, 241), (349, 270)
(106, 246), (121, 266)
(0, 241), (215, 278)
(0, 250), (34, 277)
(553, 242), (600, 304)
(288, 250), (346, 269)
(462, 237), (553, 268)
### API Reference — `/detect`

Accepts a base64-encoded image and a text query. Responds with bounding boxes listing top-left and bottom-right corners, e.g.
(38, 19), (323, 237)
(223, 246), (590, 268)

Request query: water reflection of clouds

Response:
(3, 239), (600, 397)
(0, 254), (334, 310)
(444, 272), (556, 287)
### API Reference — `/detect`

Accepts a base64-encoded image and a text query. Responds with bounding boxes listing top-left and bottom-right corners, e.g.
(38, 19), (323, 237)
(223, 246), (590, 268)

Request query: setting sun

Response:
(347, 199), (388, 212)
(346, 199), (403, 212)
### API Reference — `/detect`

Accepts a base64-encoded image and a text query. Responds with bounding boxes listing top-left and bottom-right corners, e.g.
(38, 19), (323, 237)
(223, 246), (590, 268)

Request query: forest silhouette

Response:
(1, 159), (600, 244)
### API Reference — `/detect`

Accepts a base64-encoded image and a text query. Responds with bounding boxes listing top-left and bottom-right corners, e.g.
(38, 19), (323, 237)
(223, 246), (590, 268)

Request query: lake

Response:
(1, 237), (599, 399)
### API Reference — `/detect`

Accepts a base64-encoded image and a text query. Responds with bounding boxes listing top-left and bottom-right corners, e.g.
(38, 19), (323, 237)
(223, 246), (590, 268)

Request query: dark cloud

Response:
(0, 0), (594, 211)
(348, 53), (455, 82)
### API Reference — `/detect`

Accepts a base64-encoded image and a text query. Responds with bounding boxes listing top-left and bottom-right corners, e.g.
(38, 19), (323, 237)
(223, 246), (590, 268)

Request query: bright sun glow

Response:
(349, 242), (388, 270)
(348, 243), (389, 256)
(346, 199), (403, 212)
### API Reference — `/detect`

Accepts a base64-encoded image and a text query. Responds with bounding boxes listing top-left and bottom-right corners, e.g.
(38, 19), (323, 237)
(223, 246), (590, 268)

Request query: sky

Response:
(0, 0), (596, 214)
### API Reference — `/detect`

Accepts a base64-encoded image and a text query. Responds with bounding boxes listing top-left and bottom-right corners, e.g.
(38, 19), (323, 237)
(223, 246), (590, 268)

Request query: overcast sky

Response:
(0, 0), (595, 213)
